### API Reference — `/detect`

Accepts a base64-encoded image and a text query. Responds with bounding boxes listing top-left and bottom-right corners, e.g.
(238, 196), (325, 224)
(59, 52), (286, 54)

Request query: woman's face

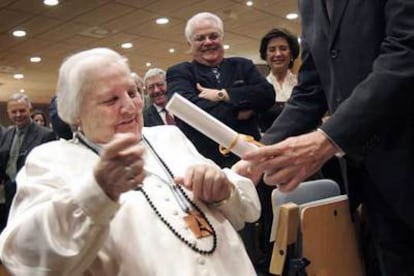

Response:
(33, 114), (45, 126)
(266, 37), (292, 75)
(78, 62), (143, 144)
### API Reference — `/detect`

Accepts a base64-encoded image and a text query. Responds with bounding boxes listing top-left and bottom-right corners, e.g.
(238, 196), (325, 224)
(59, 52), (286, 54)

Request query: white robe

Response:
(0, 126), (260, 276)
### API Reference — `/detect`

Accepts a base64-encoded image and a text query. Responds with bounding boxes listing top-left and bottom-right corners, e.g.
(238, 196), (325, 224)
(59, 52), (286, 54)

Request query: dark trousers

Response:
(364, 181), (414, 275)
(348, 164), (414, 276)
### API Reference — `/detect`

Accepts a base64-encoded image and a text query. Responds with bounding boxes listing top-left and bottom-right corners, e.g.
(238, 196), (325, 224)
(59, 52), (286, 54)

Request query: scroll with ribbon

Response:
(166, 94), (261, 157)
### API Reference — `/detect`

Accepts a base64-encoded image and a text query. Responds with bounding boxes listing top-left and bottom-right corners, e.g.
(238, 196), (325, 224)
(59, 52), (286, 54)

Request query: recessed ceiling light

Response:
(286, 13), (299, 20)
(156, 17), (169, 25)
(14, 73), (24, 79)
(169, 48), (175, 53)
(121, 42), (133, 49)
(12, 30), (26, 37)
(223, 44), (230, 50)
(43, 0), (59, 6)
(146, 62), (152, 67)
(20, 89), (25, 93)
(30, 56), (42, 63)
(246, 1), (253, 6)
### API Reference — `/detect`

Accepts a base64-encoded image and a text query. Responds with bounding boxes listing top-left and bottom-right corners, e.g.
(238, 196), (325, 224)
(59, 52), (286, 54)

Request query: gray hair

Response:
(184, 12), (224, 42)
(143, 68), (166, 86)
(8, 93), (32, 108)
(56, 48), (130, 126)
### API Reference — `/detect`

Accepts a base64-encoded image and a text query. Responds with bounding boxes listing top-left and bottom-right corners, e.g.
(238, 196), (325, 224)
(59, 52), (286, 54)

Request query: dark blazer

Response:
(143, 105), (164, 127)
(0, 122), (56, 179)
(262, 0), (414, 228)
(167, 57), (275, 168)
(0, 121), (56, 231)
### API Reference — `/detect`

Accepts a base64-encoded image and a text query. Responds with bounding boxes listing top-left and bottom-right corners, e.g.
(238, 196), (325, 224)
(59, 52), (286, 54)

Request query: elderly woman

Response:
(0, 48), (260, 275)
(258, 28), (300, 132)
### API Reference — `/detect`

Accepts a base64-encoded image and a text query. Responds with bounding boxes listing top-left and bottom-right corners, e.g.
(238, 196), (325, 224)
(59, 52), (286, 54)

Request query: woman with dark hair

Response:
(258, 28), (300, 132)
(31, 109), (48, 127)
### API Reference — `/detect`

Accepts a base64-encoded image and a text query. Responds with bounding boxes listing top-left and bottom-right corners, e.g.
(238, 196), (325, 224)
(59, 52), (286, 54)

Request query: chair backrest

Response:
(269, 180), (364, 276)
(299, 195), (364, 276)
(270, 179), (340, 241)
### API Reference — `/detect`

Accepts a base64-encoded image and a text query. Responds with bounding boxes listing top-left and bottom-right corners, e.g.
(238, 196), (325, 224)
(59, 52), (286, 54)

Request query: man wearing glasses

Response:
(167, 12), (275, 169)
(143, 68), (175, 126)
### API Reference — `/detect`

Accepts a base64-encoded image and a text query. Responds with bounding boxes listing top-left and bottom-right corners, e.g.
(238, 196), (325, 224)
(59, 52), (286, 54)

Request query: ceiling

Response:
(0, 0), (300, 104)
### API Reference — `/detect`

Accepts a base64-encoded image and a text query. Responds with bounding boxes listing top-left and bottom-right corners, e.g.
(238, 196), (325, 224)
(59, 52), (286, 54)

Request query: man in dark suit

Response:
(235, 1), (414, 275)
(143, 68), (175, 127)
(167, 12), (275, 168)
(0, 93), (56, 232)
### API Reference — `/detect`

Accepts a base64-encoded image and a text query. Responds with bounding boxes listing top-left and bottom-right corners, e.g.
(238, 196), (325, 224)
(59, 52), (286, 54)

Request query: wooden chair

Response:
(269, 180), (364, 276)
(0, 264), (10, 276)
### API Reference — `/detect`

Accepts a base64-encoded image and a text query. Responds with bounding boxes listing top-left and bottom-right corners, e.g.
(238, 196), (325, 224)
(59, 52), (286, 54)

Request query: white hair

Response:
(56, 48), (130, 126)
(184, 12), (224, 42)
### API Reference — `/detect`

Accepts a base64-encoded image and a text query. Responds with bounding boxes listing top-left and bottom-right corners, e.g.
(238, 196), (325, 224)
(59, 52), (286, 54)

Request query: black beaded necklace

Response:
(141, 135), (217, 255)
(75, 132), (217, 255)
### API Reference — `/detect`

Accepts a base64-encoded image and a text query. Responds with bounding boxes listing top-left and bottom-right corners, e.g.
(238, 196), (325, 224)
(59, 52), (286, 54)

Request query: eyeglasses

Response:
(146, 81), (166, 92)
(192, 32), (222, 43)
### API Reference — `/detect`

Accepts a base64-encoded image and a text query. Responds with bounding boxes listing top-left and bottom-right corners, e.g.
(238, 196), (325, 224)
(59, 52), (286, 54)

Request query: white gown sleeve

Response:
(0, 142), (119, 276)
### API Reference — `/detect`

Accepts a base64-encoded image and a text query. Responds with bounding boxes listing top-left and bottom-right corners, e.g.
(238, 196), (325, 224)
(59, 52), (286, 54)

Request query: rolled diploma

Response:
(166, 94), (258, 157)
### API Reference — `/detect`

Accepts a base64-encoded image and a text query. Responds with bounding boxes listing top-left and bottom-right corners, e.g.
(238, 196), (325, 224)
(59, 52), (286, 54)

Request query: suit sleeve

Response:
(320, 0), (414, 156)
(224, 59), (275, 112)
(167, 63), (221, 115)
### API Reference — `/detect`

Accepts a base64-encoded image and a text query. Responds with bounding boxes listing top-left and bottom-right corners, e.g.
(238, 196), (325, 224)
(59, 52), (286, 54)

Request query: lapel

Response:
(329, 0), (350, 48)
(319, 0), (330, 37)
(150, 105), (164, 125)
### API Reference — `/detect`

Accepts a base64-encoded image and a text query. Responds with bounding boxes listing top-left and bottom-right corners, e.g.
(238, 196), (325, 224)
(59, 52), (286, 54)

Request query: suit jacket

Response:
(167, 57), (275, 168)
(143, 105), (165, 127)
(262, 0), (414, 228)
(0, 121), (56, 183)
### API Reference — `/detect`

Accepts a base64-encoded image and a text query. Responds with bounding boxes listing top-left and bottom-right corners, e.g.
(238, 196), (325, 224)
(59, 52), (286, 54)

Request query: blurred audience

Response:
(257, 28), (299, 132)
(49, 95), (73, 139)
(0, 93), (56, 233)
(31, 109), (48, 127)
(131, 72), (150, 109)
(143, 68), (175, 126)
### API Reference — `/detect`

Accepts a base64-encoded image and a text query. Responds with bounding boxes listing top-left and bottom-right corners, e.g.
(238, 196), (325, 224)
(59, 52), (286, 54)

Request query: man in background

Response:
(0, 93), (56, 232)
(143, 68), (175, 127)
(167, 12), (274, 168)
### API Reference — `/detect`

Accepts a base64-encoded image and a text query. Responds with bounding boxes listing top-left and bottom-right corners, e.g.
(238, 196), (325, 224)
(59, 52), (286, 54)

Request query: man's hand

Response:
(242, 131), (338, 192)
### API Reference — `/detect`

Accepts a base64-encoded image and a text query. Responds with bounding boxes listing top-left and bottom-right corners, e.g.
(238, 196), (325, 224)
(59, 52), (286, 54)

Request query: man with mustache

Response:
(143, 68), (175, 126)
(167, 12), (275, 169)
